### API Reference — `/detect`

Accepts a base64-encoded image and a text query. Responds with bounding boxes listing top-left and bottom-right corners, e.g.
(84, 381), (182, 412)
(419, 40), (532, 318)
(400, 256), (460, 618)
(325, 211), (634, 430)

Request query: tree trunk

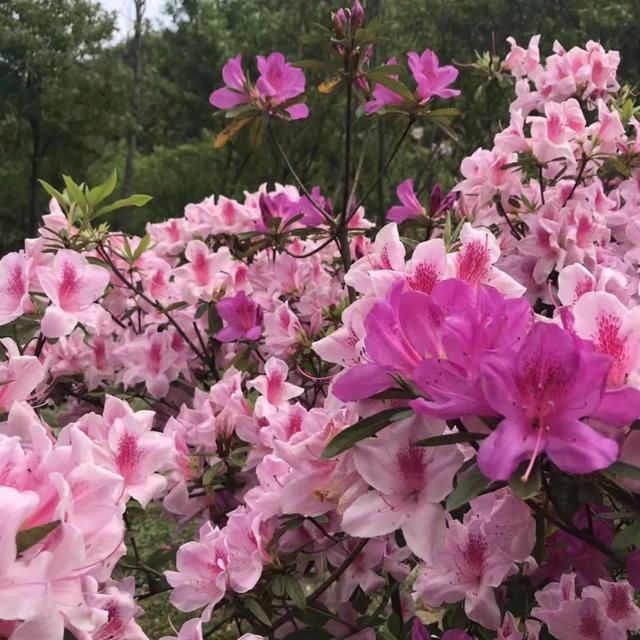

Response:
(123, 0), (145, 197)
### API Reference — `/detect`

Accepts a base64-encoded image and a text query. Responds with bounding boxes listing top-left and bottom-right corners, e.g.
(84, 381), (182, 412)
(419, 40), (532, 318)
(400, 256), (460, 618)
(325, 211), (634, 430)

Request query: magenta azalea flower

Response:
(209, 54), (250, 110)
(387, 179), (426, 223)
(407, 49), (460, 103)
(215, 291), (263, 342)
(364, 57), (406, 114)
(256, 52), (309, 120)
(210, 52), (308, 120)
(478, 322), (640, 481)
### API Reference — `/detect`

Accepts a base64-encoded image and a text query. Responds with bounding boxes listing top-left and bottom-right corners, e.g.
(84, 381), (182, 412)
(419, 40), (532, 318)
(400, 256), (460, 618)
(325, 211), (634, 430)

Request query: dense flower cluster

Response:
(1, 6), (640, 639)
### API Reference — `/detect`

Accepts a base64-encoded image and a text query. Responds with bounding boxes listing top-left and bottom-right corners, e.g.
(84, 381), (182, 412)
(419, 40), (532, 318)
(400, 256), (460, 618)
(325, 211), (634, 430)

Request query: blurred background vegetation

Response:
(1, 0), (639, 251)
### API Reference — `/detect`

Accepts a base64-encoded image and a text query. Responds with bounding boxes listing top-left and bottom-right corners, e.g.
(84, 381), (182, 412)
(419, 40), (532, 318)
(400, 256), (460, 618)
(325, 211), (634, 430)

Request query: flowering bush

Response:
(1, 4), (640, 640)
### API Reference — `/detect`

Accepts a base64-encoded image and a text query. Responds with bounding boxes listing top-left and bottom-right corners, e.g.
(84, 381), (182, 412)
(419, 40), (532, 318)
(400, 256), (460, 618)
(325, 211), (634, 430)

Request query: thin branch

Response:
(266, 123), (331, 224)
(352, 118), (413, 220)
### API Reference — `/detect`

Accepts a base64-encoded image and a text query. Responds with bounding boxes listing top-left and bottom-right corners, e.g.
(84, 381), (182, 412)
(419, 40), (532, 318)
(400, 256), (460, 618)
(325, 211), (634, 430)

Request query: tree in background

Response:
(1, 0), (639, 247)
(0, 0), (127, 242)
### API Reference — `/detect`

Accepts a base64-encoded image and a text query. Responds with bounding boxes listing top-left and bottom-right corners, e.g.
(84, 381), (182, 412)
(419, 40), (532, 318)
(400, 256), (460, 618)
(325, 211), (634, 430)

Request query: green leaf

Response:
(93, 194), (153, 218)
(322, 408), (413, 459)
(87, 169), (118, 208)
(38, 179), (67, 206)
(229, 348), (252, 372)
(132, 234), (152, 262)
(244, 598), (271, 626)
(272, 574), (286, 598)
(16, 520), (61, 554)
(446, 464), (489, 511)
(366, 74), (414, 103)
(367, 63), (404, 76)
(613, 519), (640, 552)
(284, 575), (307, 609)
(62, 174), (87, 208)
(509, 463), (542, 499)
(605, 460), (640, 481)
(122, 235), (133, 260)
(416, 432), (486, 447)
(427, 107), (462, 118)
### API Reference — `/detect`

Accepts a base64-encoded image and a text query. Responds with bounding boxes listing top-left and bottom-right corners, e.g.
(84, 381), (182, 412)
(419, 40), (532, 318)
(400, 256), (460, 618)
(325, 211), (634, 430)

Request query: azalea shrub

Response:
(2, 3), (640, 640)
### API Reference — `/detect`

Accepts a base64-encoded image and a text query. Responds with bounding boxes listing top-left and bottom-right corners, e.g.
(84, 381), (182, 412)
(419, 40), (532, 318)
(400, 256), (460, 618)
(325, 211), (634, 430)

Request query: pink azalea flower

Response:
(215, 291), (263, 342)
(256, 52), (309, 120)
(364, 57), (406, 114)
(115, 329), (183, 397)
(174, 241), (232, 303)
(166, 523), (230, 618)
(449, 223), (526, 297)
(404, 238), (448, 294)
(407, 49), (460, 103)
(504, 35), (541, 78)
(106, 413), (173, 506)
(37, 249), (110, 338)
(414, 516), (517, 630)
(209, 54), (250, 110)
(477, 322), (640, 481)
(341, 414), (463, 562)
(387, 179), (426, 223)
(0, 345), (45, 412)
(535, 595), (625, 640)
(0, 252), (31, 325)
(344, 223), (406, 295)
(571, 291), (640, 387)
(247, 357), (303, 407)
(160, 618), (203, 640)
(582, 580), (640, 633)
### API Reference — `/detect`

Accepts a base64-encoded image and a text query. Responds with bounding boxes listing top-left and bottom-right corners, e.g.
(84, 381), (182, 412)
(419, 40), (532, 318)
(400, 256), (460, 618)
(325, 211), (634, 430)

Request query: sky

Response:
(98, 0), (169, 36)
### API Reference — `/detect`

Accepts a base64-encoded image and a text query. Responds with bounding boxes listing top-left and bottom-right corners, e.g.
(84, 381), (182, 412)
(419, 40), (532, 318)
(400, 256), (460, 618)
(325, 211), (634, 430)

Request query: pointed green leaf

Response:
(446, 464), (490, 511)
(16, 520), (61, 554)
(605, 460), (640, 481)
(244, 598), (271, 626)
(509, 463), (542, 499)
(427, 107), (462, 118)
(284, 575), (307, 609)
(38, 180), (67, 206)
(366, 74), (414, 103)
(93, 194), (153, 218)
(132, 234), (152, 261)
(62, 175), (87, 208)
(87, 169), (118, 208)
(416, 432), (486, 447)
(322, 408), (413, 459)
(613, 520), (640, 552)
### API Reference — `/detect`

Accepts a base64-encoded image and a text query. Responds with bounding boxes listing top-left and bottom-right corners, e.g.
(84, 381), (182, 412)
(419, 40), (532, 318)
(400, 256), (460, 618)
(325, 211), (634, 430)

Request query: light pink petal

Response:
(465, 587), (502, 630)
(401, 500), (446, 562)
(41, 305), (78, 337)
(341, 491), (407, 538)
(0, 487), (38, 574)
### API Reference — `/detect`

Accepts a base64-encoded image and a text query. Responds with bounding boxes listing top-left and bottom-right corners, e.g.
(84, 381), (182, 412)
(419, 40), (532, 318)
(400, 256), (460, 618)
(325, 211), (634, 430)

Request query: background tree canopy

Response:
(1, 0), (638, 250)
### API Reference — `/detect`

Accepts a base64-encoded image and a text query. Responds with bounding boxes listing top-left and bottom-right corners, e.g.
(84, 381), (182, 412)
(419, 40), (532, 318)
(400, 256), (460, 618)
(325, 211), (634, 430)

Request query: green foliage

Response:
(321, 407), (413, 458)
(2, 0), (640, 252)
